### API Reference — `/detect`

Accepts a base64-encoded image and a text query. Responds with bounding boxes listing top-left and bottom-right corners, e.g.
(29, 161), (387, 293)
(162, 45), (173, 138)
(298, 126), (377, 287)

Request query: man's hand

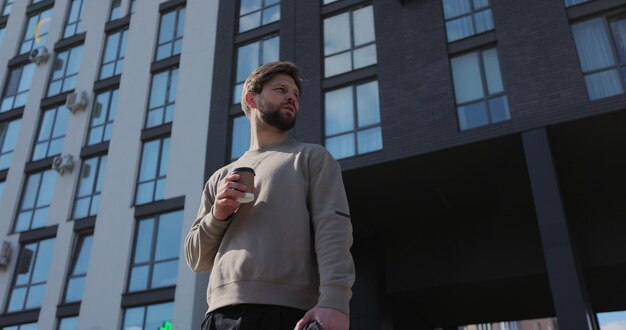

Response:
(294, 307), (349, 330)
(212, 173), (246, 221)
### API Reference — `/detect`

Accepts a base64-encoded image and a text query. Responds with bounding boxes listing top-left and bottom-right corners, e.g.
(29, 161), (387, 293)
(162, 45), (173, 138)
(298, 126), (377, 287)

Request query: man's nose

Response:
(286, 92), (297, 102)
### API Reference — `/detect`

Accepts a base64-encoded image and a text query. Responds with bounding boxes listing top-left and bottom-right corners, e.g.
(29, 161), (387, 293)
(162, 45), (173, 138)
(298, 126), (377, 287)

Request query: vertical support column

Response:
(522, 128), (597, 330)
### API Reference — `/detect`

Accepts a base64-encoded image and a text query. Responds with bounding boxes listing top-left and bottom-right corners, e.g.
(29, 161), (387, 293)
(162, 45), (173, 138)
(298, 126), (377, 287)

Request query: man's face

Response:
(255, 73), (300, 131)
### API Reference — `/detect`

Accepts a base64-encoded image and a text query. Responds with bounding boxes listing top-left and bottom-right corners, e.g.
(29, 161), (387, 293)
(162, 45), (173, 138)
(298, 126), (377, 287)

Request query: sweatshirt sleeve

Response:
(184, 176), (232, 273)
(308, 148), (355, 316)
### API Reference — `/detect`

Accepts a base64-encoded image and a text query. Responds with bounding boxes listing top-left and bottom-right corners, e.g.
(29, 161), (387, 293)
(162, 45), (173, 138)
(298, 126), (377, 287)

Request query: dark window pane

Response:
(458, 100), (489, 130)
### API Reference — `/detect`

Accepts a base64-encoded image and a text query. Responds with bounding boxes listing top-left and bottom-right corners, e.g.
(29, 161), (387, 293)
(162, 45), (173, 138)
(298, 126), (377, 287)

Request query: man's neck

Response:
(249, 123), (290, 150)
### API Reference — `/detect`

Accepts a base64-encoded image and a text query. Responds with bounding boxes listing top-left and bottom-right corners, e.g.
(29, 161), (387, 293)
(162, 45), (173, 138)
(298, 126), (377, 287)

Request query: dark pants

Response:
(201, 304), (306, 330)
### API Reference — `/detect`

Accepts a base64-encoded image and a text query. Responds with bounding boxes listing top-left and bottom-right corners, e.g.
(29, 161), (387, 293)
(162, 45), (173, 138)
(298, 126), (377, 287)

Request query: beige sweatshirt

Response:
(184, 139), (355, 315)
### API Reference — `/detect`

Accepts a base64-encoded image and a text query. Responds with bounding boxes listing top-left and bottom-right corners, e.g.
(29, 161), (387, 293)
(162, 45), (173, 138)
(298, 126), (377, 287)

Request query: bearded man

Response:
(185, 61), (355, 330)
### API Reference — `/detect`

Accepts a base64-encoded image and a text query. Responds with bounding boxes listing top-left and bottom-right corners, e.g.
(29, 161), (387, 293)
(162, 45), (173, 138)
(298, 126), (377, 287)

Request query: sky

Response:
(599, 311), (626, 330)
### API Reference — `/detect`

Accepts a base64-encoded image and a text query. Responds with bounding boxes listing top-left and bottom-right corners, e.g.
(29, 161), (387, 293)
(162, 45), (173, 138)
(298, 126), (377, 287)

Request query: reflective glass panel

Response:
(325, 86), (354, 136)
(356, 81), (381, 127)
(357, 126), (382, 154)
(0, 119), (21, 170)
(451, 51), (484, 103)
(231, 116), (251, 160)
(59, 316), (79, 330)
(155, 211), (183, 260)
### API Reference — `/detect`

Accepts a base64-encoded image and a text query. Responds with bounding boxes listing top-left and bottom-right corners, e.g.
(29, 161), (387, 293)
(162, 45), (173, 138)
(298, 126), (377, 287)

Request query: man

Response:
(185, 61), (355, 330)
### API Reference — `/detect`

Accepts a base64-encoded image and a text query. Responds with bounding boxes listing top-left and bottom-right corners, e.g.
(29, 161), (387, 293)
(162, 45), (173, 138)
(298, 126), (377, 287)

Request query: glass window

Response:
(128, 210), (182, 292)
(58, 316), (79, 330)
(32, 106), (71, 161)
(0, 25), (5, 46)
(99, 28), (128, 80)
(14, 169), (57, 232)
(72, 155), (107, 219)
(442, 0), (495, 42)
(0, 118), (21, 170)
(0, 181), (5, 202)
(239, 0), (280, 33)
(2, 0), (13, 16)
(155, 6), (185, 61)
(323, 5), (377, 77)
(1, 63), (36, 112)
(122, 302), (173, 330)
(47, 45), (84, 97)
(6, 238), (56, 312)
(87, 89), (118, 146)
(129, 0), (137, 14)
(20, 8), (53, 55)
(146, 68), (178, 128)
(63, 234), (93, 303)
(565, 0), (592, 7)
(450, 47), (510, 130)
(135, 137), (170, 205)
(230, 115), (250, 161)
(571, 16), (626, 100)
(2, 323), (37, 330)
(325, 80), (383, 160)
(63, 0), (85, 38)
(109, 0), (121, 21)
(233, 35), (279, 103)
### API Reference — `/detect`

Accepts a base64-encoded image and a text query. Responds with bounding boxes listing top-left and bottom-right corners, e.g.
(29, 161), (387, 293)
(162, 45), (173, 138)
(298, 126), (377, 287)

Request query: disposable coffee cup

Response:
(232, 167), (255, 203)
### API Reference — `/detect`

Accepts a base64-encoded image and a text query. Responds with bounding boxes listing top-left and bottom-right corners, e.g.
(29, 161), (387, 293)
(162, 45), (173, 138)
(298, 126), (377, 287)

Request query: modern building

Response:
(0, 0), (625, 329)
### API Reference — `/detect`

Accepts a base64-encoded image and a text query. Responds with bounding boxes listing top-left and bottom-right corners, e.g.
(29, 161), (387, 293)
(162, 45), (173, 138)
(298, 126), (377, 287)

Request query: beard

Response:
(258, 98), (297, 131)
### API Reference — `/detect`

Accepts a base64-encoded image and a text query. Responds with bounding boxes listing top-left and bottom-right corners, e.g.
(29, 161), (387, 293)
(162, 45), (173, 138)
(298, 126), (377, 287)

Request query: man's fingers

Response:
(294, 311), (314, 330)
(224, 173), (240, 182)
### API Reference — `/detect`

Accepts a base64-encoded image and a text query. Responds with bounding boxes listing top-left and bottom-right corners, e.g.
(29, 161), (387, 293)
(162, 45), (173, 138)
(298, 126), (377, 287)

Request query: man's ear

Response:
(244, 92), (256, 109)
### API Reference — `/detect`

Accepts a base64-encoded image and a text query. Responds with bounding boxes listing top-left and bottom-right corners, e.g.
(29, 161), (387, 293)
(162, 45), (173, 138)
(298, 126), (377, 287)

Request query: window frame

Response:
(129, 0), (137, 14)
(229, 114), (251, 161)
(57, 316), (79, 330)
(571, 14), (626, 100)
(31, 105), (71, 161)
(109, 0), (122, 21)
(127, 211), (182, 292)
(145, 67), (179, 128)
(238, 0), (281, 33)
(62, 233), (93, 303)
(63, 0), (85, 39)
(134, 136), (170, 205)
(323, 79), (383, 160)
(442, 0), (495, 43)
(450, 46), (510, 130)
(122, 301), (174, 330)
(0, 24), (6, 46)
(1, 0), (13, 16)
(99, 28), (128, 80)
(87, 88), (118, 146)
(1, 63), (36, 113)
(0, 118), (21, 170)
(154, 6), (186, 61)
(5, 238), (56, 313)
(19, 7), (53, 55)
(71, 155), (107, 220)
(46, 44), (84, 97)
(322, 4), (377, 78)
(14, 169), (57, 233)
(232, 34), (280, 104)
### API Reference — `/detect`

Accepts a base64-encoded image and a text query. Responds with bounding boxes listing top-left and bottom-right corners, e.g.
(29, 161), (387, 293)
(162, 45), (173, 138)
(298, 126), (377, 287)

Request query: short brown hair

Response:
(240, 61), (302, 116)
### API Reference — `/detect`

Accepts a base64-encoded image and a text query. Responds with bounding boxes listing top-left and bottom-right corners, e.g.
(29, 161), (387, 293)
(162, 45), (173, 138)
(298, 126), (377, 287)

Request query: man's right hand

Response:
(212, 173), (247, 221)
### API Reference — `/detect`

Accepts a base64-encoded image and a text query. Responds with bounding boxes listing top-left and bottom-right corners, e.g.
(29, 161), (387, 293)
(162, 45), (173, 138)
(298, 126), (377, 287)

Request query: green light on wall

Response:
(159, 321), (172, 330)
